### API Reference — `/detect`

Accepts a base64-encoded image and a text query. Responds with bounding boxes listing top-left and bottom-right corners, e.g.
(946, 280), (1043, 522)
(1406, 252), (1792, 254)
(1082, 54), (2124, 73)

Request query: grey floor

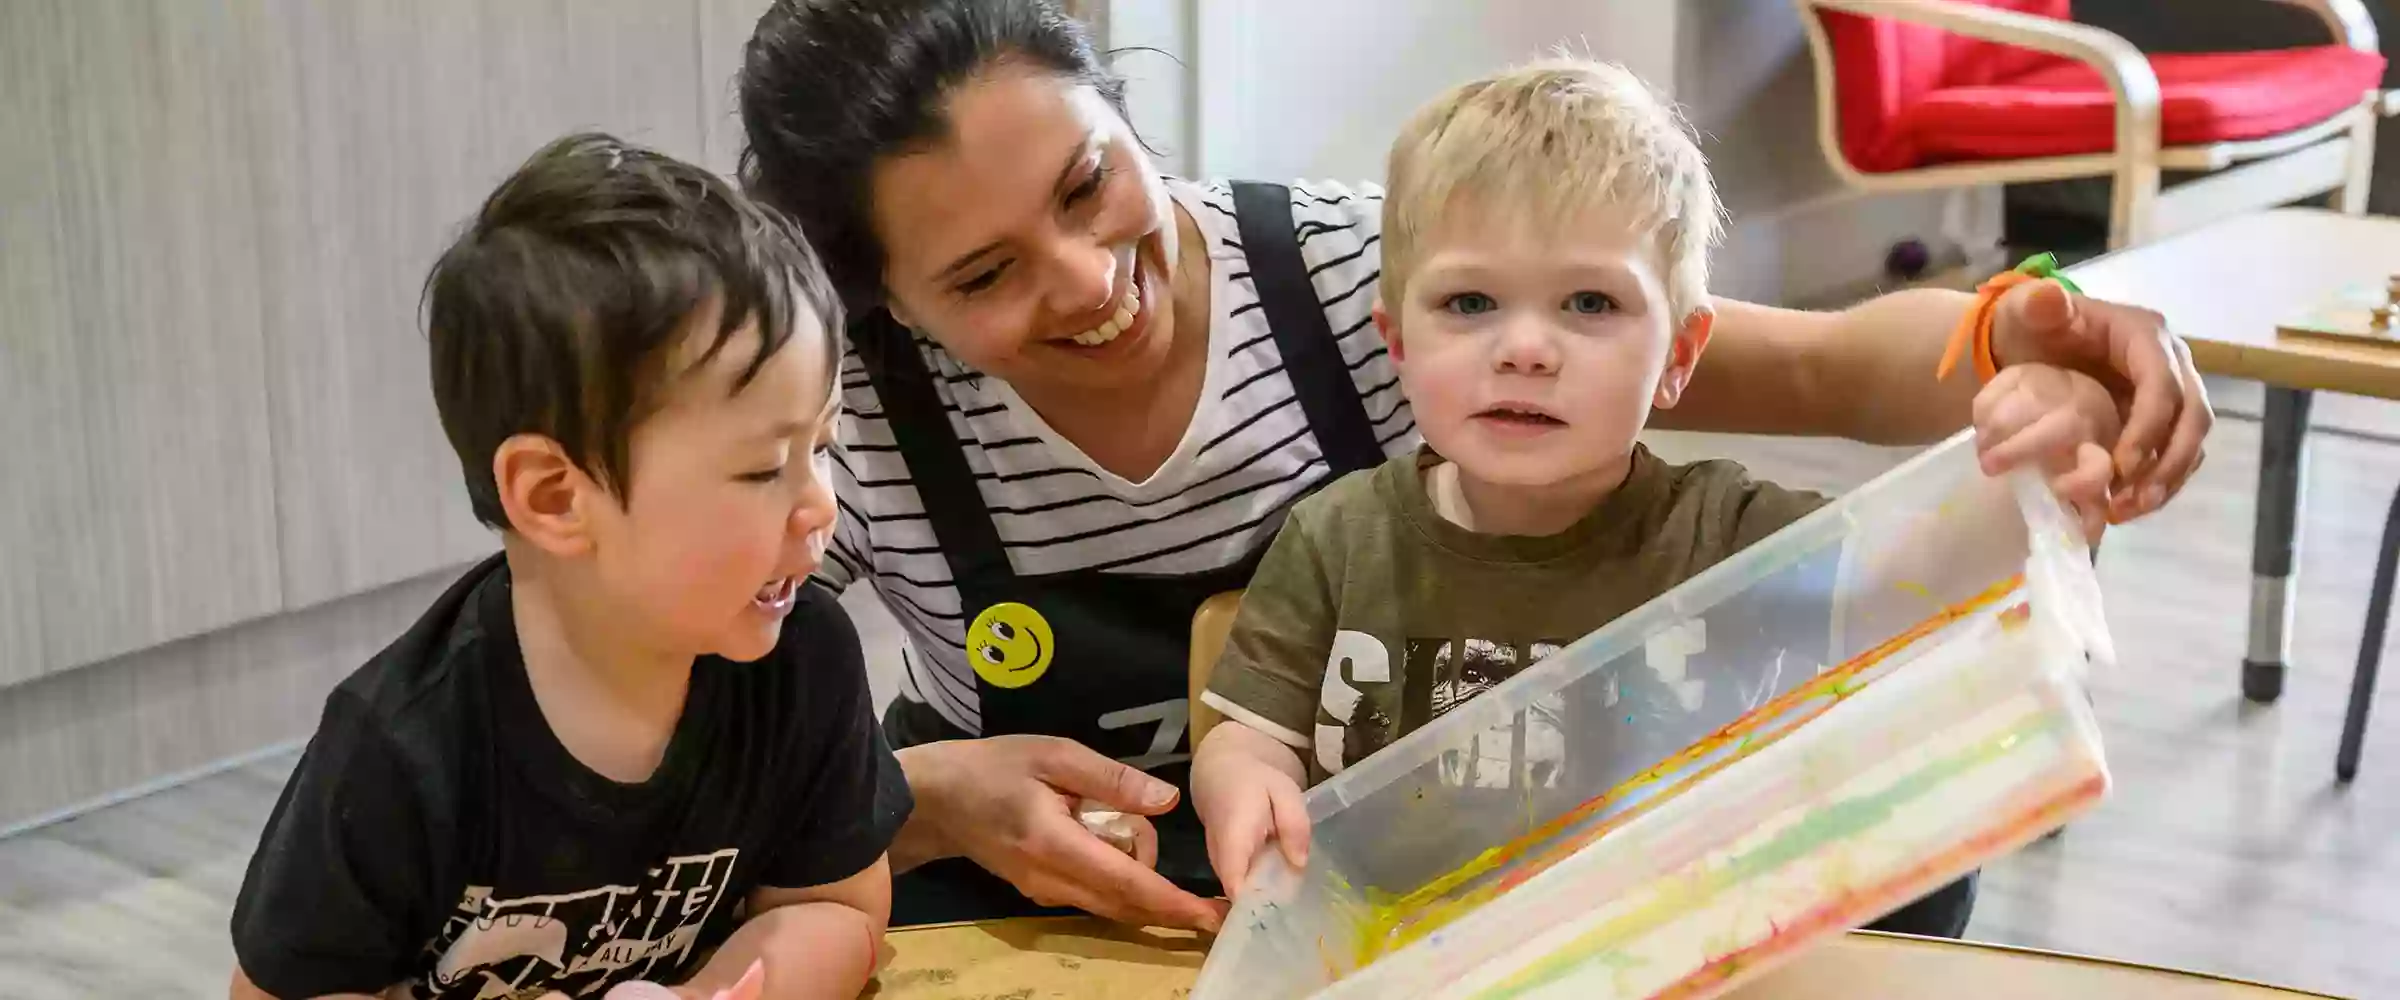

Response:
(4, 378), (2398, 998)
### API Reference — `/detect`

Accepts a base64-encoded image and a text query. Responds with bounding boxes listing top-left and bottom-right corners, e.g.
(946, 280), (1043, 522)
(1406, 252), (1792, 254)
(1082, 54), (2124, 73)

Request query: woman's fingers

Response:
(2131, 337), (2213, 518)
(1028, 736), (1181, 816)
(1021, 807), (1223, 932)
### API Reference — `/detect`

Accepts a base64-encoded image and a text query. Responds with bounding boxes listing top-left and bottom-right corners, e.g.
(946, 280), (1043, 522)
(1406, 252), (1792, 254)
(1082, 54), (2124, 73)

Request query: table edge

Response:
(886, 920), (2342, 997)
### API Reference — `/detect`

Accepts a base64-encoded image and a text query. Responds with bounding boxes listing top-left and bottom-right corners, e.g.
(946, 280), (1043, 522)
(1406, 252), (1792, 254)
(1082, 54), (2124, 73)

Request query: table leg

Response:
(2336, 484), (2400, 783)
(2246, 387), (2313, 704)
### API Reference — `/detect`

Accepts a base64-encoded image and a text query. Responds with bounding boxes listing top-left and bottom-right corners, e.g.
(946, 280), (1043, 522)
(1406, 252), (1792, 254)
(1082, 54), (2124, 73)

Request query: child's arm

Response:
(1192, 721), (1310, 896)
(667, 857), (893, 1000)
(226, 695), (443, 1000)
(1191, 500), (1346, 896)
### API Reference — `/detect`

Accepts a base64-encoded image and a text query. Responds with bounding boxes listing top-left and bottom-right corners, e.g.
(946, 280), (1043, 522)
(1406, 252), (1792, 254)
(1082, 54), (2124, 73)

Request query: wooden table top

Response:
(867, 916), (2339, 999)
(2067, 208), (2400, 399)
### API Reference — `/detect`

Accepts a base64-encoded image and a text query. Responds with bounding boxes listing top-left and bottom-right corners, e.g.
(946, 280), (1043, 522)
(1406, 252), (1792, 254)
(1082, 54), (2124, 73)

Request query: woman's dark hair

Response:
(736, 0), (1131, 314)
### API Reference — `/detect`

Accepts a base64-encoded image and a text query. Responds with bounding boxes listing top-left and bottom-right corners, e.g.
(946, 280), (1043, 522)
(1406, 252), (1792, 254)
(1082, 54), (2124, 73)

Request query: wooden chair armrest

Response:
(1188, 590), (1246, 747)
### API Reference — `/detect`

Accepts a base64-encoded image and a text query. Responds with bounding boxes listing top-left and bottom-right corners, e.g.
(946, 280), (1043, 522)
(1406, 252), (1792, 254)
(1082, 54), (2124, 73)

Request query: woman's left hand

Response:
(1987, 279), (2213, 523)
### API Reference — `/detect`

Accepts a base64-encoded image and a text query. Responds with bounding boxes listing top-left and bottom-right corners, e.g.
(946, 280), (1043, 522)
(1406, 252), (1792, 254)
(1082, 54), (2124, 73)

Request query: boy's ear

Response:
(1374, 299), (1404, 361)
(1653, 306), (1716, 409)
(493, 434), (600, 557)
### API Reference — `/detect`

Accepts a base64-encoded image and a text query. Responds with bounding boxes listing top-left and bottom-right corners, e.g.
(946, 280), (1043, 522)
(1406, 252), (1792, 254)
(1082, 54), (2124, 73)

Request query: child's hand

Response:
(1191, 724), (1312, 899)
(1973, 362), (2123, 542)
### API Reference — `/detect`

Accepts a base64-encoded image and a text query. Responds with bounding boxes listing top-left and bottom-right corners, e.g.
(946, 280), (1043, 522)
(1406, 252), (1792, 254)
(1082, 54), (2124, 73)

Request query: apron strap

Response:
(1230, 181), (1387, 475)
(851, 311), (1013, 584)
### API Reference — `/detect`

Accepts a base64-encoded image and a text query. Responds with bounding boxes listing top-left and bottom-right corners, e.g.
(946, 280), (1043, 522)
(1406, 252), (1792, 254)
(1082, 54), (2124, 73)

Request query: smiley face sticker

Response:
(968, 602), (1054, 689)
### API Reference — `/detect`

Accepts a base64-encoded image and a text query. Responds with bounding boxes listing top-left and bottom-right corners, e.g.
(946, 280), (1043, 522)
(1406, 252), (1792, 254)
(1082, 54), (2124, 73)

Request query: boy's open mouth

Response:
(1474, 404), (1566, 427)
(753, 576), (799, 614)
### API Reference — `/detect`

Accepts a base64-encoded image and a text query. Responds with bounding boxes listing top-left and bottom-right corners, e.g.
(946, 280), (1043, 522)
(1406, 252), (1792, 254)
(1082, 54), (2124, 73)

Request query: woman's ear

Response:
(1654, 306), (1716, 408)
(493, 434), (599, 557)
(1374, 299), (1405, 362)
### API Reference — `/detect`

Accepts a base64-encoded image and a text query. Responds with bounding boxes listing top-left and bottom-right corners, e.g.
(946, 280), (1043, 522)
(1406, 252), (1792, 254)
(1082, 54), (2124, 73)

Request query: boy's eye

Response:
(738, 466), (785, 484)
(1442, 292), (1498, 316)
(1565, 291), (1618, 315)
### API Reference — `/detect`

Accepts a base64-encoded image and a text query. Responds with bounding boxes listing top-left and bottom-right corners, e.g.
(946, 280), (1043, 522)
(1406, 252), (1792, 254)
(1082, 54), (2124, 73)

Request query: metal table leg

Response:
(2336, 484), (2400, 783)
(2246, 387), (2312, 703)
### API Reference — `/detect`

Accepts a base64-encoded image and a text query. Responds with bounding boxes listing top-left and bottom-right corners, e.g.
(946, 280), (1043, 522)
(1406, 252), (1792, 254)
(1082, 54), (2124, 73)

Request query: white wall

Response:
(1186, 0), (1679, 184)
(1102, 0), (1997, 306)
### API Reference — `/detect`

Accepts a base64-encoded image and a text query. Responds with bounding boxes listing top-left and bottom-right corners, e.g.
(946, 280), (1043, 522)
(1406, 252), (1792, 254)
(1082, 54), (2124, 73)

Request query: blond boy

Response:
(1188, 59), (2112, 939)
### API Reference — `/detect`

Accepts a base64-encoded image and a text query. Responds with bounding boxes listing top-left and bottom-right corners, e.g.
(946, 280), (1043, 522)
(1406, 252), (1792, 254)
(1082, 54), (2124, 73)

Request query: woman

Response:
(735, 0), (2210, 933)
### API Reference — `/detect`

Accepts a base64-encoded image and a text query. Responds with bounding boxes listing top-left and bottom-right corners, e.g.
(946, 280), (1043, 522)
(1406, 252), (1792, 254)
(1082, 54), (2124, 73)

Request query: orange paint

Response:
(1348, 575), (2028, 966)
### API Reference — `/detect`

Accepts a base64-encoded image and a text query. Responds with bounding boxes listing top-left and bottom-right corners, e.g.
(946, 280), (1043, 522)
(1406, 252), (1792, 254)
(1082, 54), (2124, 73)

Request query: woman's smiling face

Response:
(869, 62), (1182, 398)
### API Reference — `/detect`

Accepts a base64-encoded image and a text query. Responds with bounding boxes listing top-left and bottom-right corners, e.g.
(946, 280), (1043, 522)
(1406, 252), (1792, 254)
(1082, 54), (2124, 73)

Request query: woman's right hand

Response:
(905, 735), (1230, 932)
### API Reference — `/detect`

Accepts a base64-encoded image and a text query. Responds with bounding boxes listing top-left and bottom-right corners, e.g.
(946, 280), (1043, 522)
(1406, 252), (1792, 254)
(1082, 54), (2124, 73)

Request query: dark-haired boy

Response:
(228, 133), (908, 1000)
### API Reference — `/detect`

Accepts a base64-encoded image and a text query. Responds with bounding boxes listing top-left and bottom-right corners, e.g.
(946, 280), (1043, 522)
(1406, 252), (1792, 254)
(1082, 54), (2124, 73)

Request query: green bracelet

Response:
(2013, 251), (2083, 295)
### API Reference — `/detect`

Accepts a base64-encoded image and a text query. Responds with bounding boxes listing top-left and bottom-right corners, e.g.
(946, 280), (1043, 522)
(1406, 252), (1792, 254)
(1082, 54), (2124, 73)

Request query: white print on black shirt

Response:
(411, 848), (739, 1000)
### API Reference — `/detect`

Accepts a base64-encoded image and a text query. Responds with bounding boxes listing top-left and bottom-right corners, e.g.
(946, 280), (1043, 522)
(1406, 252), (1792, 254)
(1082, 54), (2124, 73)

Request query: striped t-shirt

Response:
(814, 178), (1418, 737)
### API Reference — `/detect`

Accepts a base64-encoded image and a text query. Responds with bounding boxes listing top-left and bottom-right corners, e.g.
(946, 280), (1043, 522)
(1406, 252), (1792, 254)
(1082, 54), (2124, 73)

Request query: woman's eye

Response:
(1442, 292), (1498, 316)
(1066, 162), (1112, 206)
(1565, 291), (1617, 315)
(955, 264), (1007, 297)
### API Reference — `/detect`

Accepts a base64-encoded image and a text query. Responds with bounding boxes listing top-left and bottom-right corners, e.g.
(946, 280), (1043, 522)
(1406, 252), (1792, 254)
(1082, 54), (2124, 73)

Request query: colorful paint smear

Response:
(1343, 576), (2029, 969)
(1469, 707), (2097, 999)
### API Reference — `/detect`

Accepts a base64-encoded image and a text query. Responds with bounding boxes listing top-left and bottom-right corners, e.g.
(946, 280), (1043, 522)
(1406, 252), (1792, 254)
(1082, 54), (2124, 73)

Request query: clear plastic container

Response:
(1190, 432), (2113, 1000)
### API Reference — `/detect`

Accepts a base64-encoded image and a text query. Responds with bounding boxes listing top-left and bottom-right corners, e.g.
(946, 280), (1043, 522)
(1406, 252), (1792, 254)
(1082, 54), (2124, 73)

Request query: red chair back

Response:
(1815, 0), (2075, 171)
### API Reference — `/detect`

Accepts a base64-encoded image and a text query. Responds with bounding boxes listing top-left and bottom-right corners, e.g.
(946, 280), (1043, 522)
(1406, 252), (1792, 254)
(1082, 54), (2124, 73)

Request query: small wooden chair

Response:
(1188, 590), (1246, 747)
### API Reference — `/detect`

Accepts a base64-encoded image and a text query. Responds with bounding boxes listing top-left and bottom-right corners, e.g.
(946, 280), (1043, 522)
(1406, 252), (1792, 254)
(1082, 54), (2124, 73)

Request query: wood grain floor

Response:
(4, 380), (2396, 998)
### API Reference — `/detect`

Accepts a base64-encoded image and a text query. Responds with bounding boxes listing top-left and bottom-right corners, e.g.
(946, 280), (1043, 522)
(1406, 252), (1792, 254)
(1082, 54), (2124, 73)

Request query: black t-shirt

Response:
(230, 555), (912, 999)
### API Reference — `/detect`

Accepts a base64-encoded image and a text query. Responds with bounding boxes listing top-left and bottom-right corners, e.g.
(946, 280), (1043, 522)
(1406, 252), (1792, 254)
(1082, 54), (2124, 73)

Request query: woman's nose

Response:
(1043, 237), (1119, 319)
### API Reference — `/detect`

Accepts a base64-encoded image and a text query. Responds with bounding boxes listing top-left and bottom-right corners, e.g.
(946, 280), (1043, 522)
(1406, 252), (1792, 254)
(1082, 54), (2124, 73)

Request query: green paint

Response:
(1468, 709), (2061, 1000)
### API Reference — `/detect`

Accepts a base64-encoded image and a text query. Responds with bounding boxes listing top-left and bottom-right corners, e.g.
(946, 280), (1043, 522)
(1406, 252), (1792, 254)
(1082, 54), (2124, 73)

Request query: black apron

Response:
(866, 182), (1388, 925)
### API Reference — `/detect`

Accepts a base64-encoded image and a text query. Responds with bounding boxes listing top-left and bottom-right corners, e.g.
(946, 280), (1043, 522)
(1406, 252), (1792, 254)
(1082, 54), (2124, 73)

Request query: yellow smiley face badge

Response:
(968, 602), (1053, 689)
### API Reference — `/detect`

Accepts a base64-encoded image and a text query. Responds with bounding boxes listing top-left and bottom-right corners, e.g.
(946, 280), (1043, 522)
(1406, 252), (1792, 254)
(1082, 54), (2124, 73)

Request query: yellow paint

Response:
(967, 602), (1054, 688)
(1338, 576), (2027, 970)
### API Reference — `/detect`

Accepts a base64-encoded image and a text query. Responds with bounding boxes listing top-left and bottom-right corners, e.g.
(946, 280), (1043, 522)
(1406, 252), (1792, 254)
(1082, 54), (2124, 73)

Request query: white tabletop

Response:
(2065, 208), (2400, 399)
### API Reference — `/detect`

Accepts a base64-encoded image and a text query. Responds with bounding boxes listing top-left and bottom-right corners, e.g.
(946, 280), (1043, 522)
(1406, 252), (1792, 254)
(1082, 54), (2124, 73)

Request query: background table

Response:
(2067, 208), (2400, 710)
(867, 917), (2339, 998)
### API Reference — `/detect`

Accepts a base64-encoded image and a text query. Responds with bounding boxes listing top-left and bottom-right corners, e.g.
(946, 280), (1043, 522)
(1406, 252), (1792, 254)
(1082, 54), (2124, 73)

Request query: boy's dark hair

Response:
(424, 132), (843, 529)
(736, 0), (1129, 315)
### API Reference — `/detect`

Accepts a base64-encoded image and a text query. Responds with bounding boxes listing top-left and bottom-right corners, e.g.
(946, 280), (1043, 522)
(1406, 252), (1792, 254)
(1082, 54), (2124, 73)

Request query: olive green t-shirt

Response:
(1202, 444), (1829, 786)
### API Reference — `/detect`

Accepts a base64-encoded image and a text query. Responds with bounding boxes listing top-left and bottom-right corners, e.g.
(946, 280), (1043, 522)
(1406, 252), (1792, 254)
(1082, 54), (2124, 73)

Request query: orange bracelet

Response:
(1937, 252), (2083, 385)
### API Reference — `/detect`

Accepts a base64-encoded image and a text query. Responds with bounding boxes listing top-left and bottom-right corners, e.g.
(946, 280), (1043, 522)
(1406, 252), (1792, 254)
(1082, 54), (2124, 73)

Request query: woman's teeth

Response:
(1070, 283), (1141, 347)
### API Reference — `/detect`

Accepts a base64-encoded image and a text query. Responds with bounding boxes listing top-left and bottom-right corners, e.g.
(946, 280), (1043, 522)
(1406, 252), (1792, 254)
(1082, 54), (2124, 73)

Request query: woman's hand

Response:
(1191, 724), (1311, 899)
(1988, 279), (2213, 524)
(907, 735), (1229, 932)
(1975, 363), (2122, 543)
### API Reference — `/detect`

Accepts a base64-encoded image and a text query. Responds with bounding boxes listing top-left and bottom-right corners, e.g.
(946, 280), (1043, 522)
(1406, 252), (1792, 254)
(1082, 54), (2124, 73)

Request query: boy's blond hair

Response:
(1382, 58), (1721, 323)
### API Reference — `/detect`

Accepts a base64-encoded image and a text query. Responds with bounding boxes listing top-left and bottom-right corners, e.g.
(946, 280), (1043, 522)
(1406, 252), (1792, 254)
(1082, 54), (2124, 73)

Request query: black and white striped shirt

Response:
(815, 179), (1418, 736)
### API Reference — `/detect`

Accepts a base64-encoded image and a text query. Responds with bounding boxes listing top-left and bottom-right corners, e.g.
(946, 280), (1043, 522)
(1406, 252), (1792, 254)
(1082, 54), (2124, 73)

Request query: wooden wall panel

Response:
(247, 0), (713, 610)
(0, 0), (285, 684)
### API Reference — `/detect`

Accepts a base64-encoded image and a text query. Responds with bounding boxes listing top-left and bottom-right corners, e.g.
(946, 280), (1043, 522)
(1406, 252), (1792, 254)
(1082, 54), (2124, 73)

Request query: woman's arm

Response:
(1657, 293), (1969, 444)
(1659, 282), (2212, 522)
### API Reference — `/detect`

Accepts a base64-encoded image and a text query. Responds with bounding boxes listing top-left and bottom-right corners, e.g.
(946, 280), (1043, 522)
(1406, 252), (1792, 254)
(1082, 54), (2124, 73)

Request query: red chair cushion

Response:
(1882, 47), (2385, 166)
(1821, 2), (2079, 171)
